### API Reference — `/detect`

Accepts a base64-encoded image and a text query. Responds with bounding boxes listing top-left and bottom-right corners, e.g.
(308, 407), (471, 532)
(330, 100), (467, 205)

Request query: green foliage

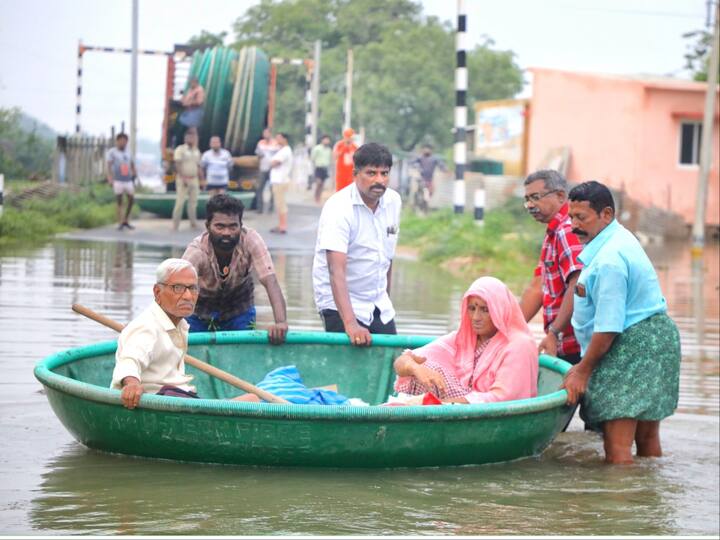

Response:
(0, 107), (54, 178)
(683, 28), (719, 82)
(0, 184), (116, 247)
(400, 199), (543, 288)
(187, 30), (228, 49)
(229, 0), (523, 152)
(467, 38), (524, 107)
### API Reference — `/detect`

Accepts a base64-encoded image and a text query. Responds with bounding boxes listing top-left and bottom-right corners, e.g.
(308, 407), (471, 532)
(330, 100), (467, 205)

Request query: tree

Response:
(229, 0), (523, 152)
(354, 19), (455, 151)
(467, 38), (524, 107)
(683, 28), (719, 82)
(187, 30), (228, 49)
(0, 108), (54, 179)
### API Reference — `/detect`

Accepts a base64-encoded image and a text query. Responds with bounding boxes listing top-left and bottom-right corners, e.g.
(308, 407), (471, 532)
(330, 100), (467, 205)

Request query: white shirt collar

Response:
(150, 301), (188, 333)
(349, 182), (386, 211)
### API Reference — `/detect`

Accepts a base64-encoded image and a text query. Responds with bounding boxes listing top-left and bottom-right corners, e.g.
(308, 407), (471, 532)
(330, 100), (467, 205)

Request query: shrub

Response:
(400, 199), (544, 287)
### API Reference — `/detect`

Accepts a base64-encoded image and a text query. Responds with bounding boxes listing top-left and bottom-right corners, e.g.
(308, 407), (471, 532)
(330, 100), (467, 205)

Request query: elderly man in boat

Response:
(111, 258), (259, 408)
(392, 276), (538, 404)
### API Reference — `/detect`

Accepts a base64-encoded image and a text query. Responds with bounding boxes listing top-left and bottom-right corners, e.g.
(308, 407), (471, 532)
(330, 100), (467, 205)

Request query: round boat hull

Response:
(35, 332), (573, 468)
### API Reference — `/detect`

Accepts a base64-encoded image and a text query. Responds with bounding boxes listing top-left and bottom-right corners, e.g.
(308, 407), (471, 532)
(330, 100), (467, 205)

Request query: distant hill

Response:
(17, 112), (57, 141)
(17, 110), (161, 159)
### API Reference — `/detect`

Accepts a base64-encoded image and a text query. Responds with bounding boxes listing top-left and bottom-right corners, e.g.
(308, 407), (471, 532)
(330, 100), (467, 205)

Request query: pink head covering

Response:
(453, 276), (533, 377)
(402, 276), (538, 403)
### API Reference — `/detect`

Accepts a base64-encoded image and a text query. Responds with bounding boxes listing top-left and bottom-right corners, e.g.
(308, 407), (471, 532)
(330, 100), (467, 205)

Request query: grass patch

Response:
(400, 197), (544, 289)
(0, 183), (117, 248)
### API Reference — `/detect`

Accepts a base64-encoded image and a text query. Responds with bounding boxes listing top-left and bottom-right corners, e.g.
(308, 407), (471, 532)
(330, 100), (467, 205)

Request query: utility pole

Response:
(130, 0), (139, 164)
(343, 48), (353, 130)
(692, 2), (720, 253)
(453, 0), (468, 213)
(310, 40), (321, 144)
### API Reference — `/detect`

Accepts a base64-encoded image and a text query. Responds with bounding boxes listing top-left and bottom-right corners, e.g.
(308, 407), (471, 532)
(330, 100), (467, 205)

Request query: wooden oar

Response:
(71, 303), (289, 404)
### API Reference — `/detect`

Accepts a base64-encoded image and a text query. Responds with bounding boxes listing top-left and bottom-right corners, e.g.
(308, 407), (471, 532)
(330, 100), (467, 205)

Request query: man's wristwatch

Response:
(547, 324), (563, 340)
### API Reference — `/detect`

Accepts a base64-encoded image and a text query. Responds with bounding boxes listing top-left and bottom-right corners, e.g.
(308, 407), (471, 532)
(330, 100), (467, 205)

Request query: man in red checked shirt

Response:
(520, 169), (584, 365)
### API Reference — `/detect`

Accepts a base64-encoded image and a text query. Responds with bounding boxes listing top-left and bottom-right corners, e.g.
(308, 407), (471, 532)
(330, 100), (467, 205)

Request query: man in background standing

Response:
(269, 133), (293, 234)
(254, 128), (279, 213)
(311, 135), (332, 204)
(172, 128), (204, 232)
(106, 132), (137, 231)
(313, 143), (401, 346)
(333, 128), (358, 192)
(201, 135), (233, 195)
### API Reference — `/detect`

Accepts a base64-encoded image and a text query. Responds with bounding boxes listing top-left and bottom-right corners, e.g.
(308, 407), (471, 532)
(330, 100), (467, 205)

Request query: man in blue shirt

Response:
(563, 181), (680, 465)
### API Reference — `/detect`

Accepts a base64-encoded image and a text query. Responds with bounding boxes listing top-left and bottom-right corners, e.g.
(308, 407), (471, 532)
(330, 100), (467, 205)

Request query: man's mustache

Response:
(370, 184), (386, 191)
(572, 228), (587, 236)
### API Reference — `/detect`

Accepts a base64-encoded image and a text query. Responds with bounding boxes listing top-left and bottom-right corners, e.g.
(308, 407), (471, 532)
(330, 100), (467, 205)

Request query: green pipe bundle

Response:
(182, 46), (270, 155)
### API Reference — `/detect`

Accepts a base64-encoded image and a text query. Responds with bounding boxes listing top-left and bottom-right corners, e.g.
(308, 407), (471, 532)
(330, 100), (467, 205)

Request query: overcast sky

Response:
(0, 0), (709, 142)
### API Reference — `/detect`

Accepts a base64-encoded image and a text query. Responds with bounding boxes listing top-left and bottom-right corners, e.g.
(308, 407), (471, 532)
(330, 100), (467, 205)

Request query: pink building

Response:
(526, 68), (720, 227)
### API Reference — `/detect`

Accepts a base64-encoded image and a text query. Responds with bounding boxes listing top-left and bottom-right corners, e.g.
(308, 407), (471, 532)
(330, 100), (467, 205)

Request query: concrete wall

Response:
(527, 68), (720, 226)
(639, 86), (720, 226)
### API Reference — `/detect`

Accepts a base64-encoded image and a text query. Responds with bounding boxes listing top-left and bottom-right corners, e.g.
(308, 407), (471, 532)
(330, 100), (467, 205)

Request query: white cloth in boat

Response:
(111, 301), (195, 394)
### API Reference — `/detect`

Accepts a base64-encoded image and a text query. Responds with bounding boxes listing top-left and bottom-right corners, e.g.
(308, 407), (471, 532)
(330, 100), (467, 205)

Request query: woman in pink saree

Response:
(394, 276), (538, 403)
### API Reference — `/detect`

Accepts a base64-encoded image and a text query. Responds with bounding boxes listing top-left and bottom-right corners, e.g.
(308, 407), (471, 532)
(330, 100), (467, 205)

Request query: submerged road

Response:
(59, 193), (323, 252)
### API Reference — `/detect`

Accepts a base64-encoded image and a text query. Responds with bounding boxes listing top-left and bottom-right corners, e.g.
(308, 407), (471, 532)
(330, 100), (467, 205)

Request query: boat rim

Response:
(34, 331), (572, 422)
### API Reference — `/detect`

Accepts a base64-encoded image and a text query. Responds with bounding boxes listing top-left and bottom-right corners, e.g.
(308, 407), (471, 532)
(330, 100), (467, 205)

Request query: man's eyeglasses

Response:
(160, 283), (199, 295)
(523, 190), (559, 205)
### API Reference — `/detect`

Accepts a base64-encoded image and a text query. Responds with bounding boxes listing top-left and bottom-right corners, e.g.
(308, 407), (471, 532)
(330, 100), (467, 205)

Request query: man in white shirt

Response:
(201, 136), (233, 195)
(269, 132), (293, 234)
(111, 258), (200, 408)
(254, 128), (279, 213)
(312, 143), (401, 346)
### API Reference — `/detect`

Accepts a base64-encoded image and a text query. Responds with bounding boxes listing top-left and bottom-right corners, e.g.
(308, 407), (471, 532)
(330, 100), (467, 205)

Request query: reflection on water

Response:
(0, 239), (718, 535)
(27, 426), (718, 537)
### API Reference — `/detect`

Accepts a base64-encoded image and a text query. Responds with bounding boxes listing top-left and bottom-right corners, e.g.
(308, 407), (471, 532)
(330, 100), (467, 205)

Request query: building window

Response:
(679, 121), (702, 165)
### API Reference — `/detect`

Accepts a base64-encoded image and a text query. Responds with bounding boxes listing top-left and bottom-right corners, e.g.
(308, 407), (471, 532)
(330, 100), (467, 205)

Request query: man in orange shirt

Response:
(333, 128), (358, 192)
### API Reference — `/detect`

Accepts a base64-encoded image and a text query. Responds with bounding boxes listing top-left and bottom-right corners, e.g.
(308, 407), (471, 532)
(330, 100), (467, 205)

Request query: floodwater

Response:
(0, 239), (718, 535)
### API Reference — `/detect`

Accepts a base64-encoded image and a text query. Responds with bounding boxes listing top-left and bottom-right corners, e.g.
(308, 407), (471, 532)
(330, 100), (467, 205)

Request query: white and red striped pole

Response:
(453, 0), (468, 214)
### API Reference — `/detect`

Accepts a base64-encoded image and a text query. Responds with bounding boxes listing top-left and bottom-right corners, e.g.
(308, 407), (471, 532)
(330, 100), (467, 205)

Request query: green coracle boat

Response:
(135, 191), (255, 219)
(34, 332), (574, 468)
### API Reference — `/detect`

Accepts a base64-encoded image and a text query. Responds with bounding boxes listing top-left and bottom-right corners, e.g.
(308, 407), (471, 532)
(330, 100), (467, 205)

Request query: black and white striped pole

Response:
(74, 41), (171, 135)
(304, 63), (314, 188)
(268, 56), (315, 149)
(453, 0), (468, 214)
(75, 41), (83, 134)
(474, 188), (485, 225)
(304, 63), (313, 149)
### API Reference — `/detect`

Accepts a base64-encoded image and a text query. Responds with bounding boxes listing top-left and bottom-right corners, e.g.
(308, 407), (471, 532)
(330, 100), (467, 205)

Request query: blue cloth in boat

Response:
(256, 365), (349, 405)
